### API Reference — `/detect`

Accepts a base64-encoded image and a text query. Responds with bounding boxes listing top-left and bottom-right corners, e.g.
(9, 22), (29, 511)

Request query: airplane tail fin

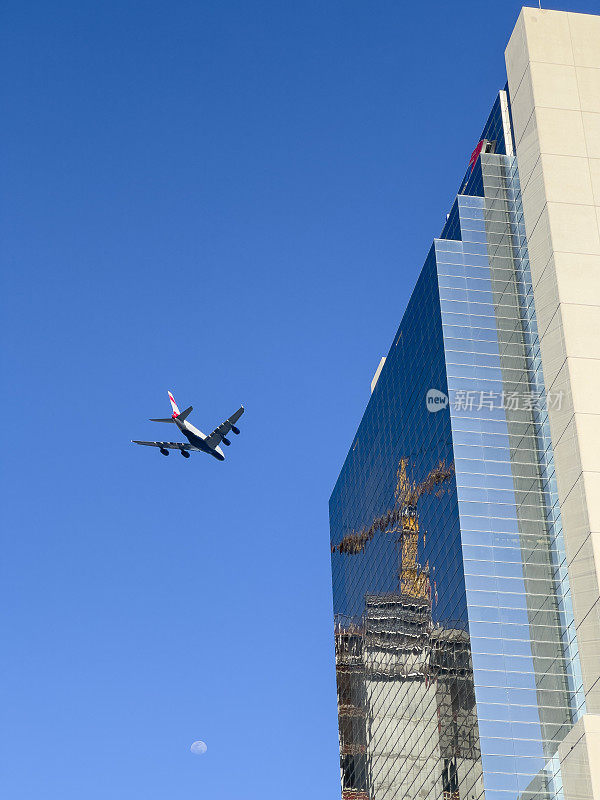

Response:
(149, 404), (192, 423)
(168, 391), (181, 418)
(150, 392), (189, 423)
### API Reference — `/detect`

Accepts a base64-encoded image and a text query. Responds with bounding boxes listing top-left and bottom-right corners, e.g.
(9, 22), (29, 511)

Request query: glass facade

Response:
(329, 91), (585, 800)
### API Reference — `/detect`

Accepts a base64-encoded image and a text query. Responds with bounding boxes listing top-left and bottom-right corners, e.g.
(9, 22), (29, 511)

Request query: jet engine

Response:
(222, 437), (231, 446)
(181, 449), (190, 458)
(159, 447), (169, 456)
(231, 426), (240, 435)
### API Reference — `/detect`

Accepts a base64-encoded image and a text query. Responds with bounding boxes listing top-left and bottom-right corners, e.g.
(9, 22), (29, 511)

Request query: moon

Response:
(190, 740), (207, 755)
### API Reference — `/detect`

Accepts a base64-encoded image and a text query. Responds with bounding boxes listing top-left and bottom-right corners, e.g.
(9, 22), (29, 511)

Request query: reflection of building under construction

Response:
(330, 9), (600, 800)
(334, 460), (483, 800)
(336, 598), (483, 800)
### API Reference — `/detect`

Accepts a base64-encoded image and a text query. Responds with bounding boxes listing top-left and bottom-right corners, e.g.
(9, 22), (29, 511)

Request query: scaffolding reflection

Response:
(333, 459), (483, 800)
(335, 598), (483, 800)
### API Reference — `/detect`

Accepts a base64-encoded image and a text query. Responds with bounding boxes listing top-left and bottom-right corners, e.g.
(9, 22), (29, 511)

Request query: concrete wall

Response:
(505, 8), (600, 799)
(559, 715), (600, 800)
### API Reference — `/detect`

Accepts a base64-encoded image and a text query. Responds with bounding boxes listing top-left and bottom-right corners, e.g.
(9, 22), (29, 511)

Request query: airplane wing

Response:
(132, 441), (199, 451)
(203, 406), (244, 450)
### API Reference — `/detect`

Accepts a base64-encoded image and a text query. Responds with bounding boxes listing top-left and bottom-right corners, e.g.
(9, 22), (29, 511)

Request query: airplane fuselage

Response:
(174, 417), (225, 461)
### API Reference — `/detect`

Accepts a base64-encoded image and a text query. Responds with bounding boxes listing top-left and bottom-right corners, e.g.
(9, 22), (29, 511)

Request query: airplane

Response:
(132, 391), (244, 461)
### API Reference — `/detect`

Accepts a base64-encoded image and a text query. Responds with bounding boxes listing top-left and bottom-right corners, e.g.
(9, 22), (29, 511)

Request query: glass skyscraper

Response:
(329, 9), (600, 800)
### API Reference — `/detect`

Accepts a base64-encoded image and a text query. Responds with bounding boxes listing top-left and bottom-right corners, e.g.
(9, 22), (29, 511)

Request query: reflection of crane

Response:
(396, 459), (428, 599)
(332, 459), (454, 599)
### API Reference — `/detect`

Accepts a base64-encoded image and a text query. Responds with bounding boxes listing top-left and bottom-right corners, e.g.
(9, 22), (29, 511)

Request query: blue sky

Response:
(3, 1), (598, 798)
